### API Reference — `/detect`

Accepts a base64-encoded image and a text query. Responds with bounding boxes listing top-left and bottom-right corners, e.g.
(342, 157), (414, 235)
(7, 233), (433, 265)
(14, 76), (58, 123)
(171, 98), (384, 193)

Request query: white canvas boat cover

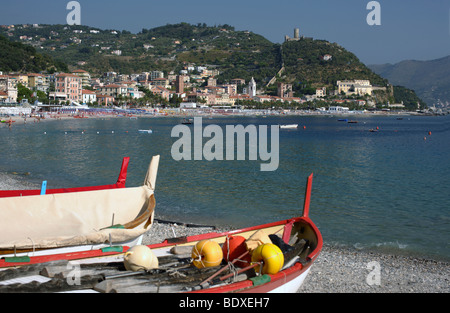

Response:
(0, 155), (160, 250)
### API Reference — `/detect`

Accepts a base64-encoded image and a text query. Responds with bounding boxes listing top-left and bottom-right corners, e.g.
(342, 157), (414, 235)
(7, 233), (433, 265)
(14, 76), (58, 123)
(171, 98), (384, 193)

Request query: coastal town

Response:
(0, 66), (420, 118)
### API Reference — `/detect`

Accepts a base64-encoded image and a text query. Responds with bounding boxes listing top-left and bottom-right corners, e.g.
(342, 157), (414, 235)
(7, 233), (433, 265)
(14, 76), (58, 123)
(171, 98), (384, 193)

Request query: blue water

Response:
(1, 114), (449, 261)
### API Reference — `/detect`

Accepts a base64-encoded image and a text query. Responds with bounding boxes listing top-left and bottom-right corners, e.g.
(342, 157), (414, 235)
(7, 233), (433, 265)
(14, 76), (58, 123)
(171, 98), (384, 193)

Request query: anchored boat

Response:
(279, 124), (298, 129)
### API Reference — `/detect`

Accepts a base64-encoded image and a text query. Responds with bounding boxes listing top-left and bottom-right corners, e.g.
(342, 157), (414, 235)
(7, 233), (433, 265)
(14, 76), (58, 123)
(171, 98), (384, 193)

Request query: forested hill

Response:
(0, 23), (385, 86)
(0, 35), (67, 73)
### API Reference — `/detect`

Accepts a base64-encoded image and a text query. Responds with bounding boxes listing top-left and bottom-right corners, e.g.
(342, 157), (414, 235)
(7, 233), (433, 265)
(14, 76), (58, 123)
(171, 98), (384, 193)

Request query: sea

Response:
(1, 114), (449, 261)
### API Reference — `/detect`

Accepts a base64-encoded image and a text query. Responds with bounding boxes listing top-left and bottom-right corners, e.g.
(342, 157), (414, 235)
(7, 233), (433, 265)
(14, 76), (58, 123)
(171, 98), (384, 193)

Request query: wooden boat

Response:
(0, 157), (130, 198)
(0, 173), (322, 294)
(279, 124), (298, 129)
(0, 155), (160, 260)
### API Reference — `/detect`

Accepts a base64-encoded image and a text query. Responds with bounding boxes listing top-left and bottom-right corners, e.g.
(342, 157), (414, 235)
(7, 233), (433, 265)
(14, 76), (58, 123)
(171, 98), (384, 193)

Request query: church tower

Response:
(248, 77), (256, 97)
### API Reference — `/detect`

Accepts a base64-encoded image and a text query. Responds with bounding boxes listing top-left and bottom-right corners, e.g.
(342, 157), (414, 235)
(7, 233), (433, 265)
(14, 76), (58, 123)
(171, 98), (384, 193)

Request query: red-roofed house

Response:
(96, 94), (114, 106)
(151, 86), (172, 101)
(82, 89), (97, 104)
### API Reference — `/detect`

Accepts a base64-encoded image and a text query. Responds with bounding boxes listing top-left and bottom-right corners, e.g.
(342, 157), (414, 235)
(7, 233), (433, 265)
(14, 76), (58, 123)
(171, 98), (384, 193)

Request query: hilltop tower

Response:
(285, 27), (301, 42)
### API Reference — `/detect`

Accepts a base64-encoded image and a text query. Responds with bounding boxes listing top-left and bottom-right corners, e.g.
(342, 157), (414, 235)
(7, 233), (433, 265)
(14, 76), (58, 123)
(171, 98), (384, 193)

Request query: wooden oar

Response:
(199, 250), (250, 286)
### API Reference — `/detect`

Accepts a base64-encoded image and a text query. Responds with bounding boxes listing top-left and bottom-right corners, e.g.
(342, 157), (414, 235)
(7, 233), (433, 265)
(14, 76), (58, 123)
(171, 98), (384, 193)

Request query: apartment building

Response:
(97, 84), (128, 98)
(72, 69), (91, 87)
(55, 73), (82, 103)
(28, 73), (50, 92)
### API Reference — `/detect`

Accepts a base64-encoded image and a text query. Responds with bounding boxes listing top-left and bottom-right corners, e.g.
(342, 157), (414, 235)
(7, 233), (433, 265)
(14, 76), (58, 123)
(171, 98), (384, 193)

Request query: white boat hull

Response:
(268, 266), (311, 293)
(279, 124), (298, 129)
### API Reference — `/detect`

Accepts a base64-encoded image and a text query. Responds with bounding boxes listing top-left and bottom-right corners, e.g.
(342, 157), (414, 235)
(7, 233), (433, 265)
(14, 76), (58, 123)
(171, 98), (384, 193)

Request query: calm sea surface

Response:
(1, 114), (449, 260)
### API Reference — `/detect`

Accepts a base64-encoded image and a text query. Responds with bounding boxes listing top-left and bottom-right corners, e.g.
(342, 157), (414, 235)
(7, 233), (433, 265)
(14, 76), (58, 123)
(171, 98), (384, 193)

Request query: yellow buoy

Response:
(191, 240), (223, 269)
(251, 243), (284, 275)
(123, 245), (159, 272)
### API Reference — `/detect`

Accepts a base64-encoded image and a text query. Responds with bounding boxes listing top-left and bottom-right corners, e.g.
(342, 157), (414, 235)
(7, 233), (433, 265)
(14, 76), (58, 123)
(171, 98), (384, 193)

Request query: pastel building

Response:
(337, 80), (373, 96)
(55, 73), (82, 103)
(28, 73), (50, 92)
(72, 69), (91, 87)
(82, 89), (97, 104)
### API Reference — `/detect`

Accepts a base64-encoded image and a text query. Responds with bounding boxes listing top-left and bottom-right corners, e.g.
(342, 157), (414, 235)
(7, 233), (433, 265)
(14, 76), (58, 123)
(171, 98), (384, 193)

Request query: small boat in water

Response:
(138, 129), (153, 134)
(347, 120), (358, 124)
(0, 173), (322, 294)
(0, 157), (130, 198)
(181, 118), (193, 125)
(0, 155), (160, 260)
(279, 124), (298, 129)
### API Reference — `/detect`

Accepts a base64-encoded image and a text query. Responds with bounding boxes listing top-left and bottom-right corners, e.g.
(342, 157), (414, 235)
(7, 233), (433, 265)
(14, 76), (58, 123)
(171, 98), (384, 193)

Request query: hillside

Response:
(0, 35), (67, 73)
(369, 55), (450, 107)
(0, 23), (425, 109)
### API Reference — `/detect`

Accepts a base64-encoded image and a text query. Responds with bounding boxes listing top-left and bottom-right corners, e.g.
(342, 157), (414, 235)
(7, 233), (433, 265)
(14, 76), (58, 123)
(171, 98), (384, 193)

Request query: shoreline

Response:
(1, 108), (443, 126)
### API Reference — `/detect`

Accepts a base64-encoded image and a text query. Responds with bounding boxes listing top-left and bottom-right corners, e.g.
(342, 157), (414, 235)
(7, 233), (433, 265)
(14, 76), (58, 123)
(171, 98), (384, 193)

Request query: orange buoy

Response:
(428, 131), (431, 135)
(222, 235), (251, 268)
(192, 240), (223, 269)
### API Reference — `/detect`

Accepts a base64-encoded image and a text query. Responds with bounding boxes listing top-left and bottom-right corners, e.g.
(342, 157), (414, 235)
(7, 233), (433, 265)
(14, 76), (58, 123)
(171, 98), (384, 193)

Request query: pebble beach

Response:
(141, 221), (450, 293)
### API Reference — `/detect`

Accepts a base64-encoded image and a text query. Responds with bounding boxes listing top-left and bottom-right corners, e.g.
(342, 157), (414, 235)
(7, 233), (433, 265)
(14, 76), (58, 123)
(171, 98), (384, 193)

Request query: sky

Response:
(1, 0), (449, 65)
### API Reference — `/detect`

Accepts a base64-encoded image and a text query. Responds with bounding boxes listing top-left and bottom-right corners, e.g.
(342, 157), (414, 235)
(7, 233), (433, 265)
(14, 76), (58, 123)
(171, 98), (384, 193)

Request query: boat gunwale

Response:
(0, 157), (130, 198)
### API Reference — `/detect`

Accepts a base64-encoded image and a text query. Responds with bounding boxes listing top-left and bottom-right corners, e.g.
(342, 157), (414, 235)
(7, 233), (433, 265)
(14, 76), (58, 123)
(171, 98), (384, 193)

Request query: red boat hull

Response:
(0, 157), (129, 198)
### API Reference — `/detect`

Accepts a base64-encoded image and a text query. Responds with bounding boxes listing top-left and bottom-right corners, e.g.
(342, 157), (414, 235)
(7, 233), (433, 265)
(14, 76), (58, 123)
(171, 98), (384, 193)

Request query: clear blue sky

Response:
(1, 0), (449, 64)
